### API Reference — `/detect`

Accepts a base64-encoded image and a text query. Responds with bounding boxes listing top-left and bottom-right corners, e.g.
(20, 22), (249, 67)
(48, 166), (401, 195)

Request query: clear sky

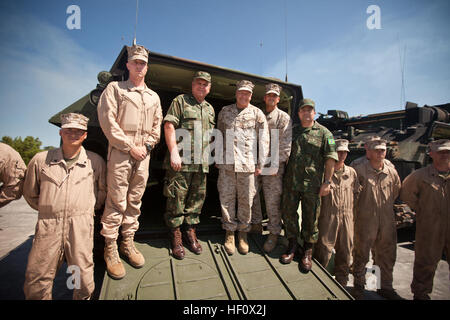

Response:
(0, 0), (449, 148)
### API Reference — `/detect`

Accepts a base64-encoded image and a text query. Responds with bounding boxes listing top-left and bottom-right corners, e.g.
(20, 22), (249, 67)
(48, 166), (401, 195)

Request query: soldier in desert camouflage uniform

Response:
(250, 83), (292, 253)
(217, 80), (269, 255)
(163, 71), (215, 260)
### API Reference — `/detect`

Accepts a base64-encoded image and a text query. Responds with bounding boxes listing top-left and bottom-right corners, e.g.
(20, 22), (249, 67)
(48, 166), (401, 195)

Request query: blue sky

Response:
(0, 0), (449, 148)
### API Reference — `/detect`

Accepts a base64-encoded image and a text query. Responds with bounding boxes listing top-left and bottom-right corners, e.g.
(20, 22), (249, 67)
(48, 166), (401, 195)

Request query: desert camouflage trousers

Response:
(281, 189), (321, 245)
(163, 169), (207, 228)
(218, 169), (257, 232)
(251, 165), (285, 235)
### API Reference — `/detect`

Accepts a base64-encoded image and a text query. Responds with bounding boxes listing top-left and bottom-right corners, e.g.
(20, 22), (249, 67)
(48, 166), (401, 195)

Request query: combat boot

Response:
(299, 242), (313, 273)
(170, 227), (185, 260)
(183, 225), (202, 255)
(238, 231), (249, 255)
(104, 239), (126, 280)
(280, 238), (298, 264)
(263, 233), (278, 253)
(224, 230), (235, 255)
(119, 236), (145, 268)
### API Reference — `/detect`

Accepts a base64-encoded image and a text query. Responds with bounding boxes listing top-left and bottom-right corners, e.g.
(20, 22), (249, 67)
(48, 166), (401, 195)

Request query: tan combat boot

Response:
(224, 230), (235, 255)
(119, 236), (145, 268)
(263, 233), (278, 253)
(238, 231), (249, 255)
(104, 239), (126, 280)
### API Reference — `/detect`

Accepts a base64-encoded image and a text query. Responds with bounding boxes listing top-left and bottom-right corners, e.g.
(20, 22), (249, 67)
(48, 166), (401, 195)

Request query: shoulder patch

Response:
(328, 138), (336, 145)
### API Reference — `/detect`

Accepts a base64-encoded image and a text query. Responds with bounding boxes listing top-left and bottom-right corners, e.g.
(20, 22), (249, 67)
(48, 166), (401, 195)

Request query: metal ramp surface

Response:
(99, 233), (352, 300)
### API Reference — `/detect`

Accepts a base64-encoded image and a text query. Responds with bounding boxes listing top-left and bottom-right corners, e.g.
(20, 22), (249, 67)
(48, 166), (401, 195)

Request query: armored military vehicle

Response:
(316, 102), (450, 228)
(49, 46), (351, 300)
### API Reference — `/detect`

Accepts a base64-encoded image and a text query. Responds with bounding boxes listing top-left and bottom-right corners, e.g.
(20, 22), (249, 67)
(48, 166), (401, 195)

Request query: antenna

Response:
(259, 41), (263, 75)
(284, 0), (288, 82)
(133, 0), (139, 45)
(397, 35), (406, 107)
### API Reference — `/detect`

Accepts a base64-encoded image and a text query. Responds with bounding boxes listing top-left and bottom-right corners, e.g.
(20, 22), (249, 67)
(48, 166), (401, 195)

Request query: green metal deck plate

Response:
(99, 233), (352, 300)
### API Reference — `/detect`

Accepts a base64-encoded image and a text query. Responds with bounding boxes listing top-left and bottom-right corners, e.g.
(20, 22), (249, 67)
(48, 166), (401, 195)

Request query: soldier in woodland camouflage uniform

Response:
(163, 71), (215, 260)
(281, 98), (337, 273)
(250, 83), (292, 253)
(217, 80), (270, 255)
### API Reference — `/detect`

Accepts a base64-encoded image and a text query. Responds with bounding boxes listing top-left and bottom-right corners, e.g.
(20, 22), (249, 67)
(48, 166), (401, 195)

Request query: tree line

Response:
(1, 136), (54, 165)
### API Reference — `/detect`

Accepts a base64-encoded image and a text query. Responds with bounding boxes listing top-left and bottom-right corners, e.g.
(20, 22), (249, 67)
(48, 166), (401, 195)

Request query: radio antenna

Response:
(397, 34), (407, 107)
(133, 0), (139, 45)
(284, 0), (288, 82)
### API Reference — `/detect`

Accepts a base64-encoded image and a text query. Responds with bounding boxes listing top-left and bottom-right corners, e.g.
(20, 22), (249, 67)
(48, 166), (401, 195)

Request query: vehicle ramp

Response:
(99, 233), (352, 300)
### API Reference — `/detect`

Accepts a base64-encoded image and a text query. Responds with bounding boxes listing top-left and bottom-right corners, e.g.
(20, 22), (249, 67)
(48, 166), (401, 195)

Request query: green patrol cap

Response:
(299, 98), (315, 110)
(193, 71), (211, 83)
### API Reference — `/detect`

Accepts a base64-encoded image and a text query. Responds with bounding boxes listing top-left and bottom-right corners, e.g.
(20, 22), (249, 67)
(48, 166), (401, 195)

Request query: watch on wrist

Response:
(324, 179), (331, 185)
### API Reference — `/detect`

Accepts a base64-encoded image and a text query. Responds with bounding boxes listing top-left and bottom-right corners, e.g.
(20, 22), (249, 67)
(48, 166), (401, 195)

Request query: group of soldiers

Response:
(0, 44), (449, 300)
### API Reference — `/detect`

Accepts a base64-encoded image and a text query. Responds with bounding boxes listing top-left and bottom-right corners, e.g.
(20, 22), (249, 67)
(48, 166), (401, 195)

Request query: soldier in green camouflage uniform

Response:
(163, 71), (215, 259)
(280, 98), (338, 273)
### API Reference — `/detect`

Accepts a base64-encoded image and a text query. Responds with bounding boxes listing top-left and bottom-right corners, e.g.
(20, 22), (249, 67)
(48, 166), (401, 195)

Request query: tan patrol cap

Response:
(236, 80), (255, 93)
(299, 98), (315, 110)
(364, 135), (382, 145)
(193, 71), (211, 82)
(127, 44), (149, 63)
(367, 139), (387, 150)
(265, 83), (281, 96)
(335, 139), (350, 152)
(61, 113), (89, 130)
(429, 139), (450, 152)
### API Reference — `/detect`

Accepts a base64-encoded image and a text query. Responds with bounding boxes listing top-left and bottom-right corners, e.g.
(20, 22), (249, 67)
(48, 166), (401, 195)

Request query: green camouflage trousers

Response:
(281, 190), (321, 244)
(163, 169), (207, 228)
